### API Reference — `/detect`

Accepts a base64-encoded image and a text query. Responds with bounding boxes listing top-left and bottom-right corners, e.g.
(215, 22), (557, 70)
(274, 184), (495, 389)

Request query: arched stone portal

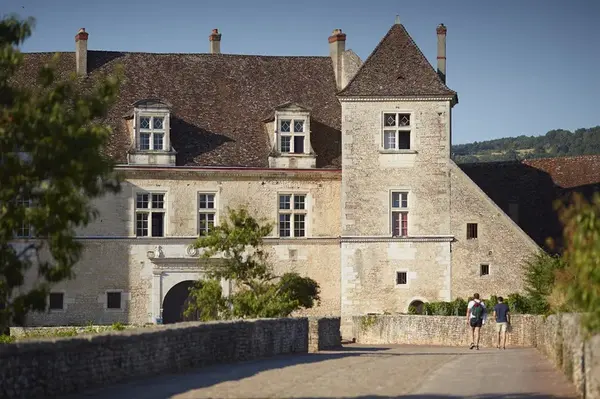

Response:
(161, 280), (198, 324)
(408, 300), (425, 315)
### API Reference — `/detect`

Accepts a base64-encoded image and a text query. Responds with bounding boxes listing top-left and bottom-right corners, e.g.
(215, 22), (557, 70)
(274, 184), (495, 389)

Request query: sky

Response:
(2, 0), (599, 145)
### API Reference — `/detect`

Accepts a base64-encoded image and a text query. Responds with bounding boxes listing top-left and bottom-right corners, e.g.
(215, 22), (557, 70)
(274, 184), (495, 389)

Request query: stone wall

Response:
(0, 317), (340, 399)
(308, 317), (342, 352)
(352, 314), (539, 347)
(352, 313), (600, 398)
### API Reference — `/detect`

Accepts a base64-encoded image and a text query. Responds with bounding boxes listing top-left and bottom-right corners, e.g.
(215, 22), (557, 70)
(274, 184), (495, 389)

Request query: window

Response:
(15, 196), (32, 238)
(382, 112), (411, 150)
(138, 115), (166, 151)
(49, 292), (64, 310)
(278, 194), (307, 237)
(396, 272), (407, 285)
(480, 264), (490, 276)
(391, 191), (409, 237)
(467, 223), (478, 239)
(198, 193), (216, 236)
(279, 118), (306, 154)
(135, 193), (165, 237)
(106, 292), (122, 309)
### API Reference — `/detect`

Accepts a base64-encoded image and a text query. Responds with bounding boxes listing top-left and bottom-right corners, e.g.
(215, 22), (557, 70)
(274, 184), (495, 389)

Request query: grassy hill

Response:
(451, 126), (600, 164)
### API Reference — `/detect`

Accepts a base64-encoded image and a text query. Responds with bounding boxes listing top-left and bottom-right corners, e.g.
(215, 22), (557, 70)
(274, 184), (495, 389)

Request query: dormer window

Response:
(127, 99), (176, 166)
(139, 116), (166, 151)
(279, 118), (306, 154)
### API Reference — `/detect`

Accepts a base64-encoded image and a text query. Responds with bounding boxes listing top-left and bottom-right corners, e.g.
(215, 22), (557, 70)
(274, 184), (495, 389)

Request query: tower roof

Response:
(338, 24), (457, 98)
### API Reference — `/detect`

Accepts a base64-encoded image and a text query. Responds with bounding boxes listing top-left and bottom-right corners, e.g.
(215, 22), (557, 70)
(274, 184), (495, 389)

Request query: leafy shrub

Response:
(0, 334), (15, 344)
(111, 322), (125, 331)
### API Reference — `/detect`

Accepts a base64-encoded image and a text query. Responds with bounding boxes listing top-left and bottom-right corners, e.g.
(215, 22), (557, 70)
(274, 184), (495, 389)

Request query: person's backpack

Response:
(471, 301), (484, 321)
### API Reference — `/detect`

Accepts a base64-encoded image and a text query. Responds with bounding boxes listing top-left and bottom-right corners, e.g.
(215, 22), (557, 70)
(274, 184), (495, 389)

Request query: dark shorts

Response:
(470, 318), (483, 328)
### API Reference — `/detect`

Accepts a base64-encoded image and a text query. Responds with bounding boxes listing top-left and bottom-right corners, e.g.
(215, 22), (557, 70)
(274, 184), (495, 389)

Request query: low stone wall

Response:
(0, 317), (340, 399)
(9, 324), (145, 339)
(352, 313), (600, 398)
(308, 317), (341, 352)
(535, 314), (599, 398)
(352, 314), (539, 347)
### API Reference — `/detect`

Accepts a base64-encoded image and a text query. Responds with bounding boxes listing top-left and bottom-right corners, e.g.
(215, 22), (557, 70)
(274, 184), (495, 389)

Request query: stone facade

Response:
(15, 22), (547, 334)
(0, 317), (341, 399)
(22, 169), (341, 326)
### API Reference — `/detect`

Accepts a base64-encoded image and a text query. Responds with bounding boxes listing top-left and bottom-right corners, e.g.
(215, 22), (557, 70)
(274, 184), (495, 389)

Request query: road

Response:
(69, 345), (578, 399)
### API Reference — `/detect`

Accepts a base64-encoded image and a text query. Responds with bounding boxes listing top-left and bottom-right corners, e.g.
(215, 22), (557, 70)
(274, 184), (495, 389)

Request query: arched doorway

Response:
(162, 280), (198, 324)
(408, 300), (425, 315)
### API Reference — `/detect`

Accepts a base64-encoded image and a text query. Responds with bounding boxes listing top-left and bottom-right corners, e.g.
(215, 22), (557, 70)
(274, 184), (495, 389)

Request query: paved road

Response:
(71, 345), (578, 399)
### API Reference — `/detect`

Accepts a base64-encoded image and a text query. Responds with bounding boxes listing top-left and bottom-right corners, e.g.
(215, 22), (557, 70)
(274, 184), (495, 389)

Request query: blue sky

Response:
(2, 0), (599, 144)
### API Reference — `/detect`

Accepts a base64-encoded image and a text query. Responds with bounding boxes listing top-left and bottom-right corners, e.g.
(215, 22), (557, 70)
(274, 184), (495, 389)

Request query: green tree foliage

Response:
(0, 16), (122, 332)
(452, 126), (600, 163)
(185, 207), (320, 321)
(552, 193), (600, 333)
(522, 252), (566, 314)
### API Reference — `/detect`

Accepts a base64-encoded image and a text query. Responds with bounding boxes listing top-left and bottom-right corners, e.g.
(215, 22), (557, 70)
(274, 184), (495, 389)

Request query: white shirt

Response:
(467, 299), (487, 321)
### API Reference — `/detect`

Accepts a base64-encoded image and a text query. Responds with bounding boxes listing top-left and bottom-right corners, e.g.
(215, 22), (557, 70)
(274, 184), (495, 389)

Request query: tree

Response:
(551, 192), (600, 334)
(184, 207), (320, 321)
(0, 16), (122, 332)
(522, 251), (566, 314)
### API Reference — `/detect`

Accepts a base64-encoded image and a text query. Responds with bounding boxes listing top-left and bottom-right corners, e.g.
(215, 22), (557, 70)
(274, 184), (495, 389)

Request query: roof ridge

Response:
(336, 25), (396, 96)
(397, 24), (455, 95)
(337, 23), (457, 98)
(23, 50), (330, 59)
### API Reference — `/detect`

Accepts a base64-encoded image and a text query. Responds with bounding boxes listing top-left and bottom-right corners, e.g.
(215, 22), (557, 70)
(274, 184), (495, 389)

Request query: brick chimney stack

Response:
(209, 29), (221, 54)
(328, 29), (346, 90)
(75, 28), (88, 76)
(436, 23), (447, 84)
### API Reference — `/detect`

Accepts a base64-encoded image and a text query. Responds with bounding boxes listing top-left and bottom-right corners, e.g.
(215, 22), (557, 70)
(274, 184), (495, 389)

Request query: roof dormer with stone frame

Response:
(267, 102), (317, 169)
(126, 99), (177, 166)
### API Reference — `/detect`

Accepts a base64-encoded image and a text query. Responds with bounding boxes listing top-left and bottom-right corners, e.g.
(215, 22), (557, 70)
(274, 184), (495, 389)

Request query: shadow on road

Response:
(68, 346), (569, 399)
(294, 395), (574, 399)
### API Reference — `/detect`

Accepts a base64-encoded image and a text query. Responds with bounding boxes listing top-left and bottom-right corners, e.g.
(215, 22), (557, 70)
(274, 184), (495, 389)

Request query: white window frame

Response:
(278, 117), (308, 154)
(198, 192), (218, 236)
(381, 111), (413, 151)
(105, 290), (124, 311)
(277, 193), (308, 238)
(135, 112), (170, 151)
(135, 191), (167, 238)
(15, 196), (32, 238)
(390, 190), (410, 237)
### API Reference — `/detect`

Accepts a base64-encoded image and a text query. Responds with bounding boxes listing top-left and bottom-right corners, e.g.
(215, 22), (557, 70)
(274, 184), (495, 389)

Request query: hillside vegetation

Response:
(452, 126), (600, 164)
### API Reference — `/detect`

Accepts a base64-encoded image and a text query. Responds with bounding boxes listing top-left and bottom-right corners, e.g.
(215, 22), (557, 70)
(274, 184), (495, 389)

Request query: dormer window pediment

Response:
(127, 99), (176, 166)
(268, 102), (316, 169)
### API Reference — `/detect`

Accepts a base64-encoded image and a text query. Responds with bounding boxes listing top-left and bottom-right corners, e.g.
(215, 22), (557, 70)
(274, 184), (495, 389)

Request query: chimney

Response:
(75, 28), (88, 76)
(209, 29), (221, 54)
(328, 29), (346, 90)
(436, 23), (447, 84)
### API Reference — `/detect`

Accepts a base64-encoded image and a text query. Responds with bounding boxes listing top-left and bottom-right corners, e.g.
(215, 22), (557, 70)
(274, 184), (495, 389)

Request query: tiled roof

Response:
(522, 155), (600, 188)
(460, 155), (600, 252)
(338, 24), (457, 98)
(16, 51), (342, 168)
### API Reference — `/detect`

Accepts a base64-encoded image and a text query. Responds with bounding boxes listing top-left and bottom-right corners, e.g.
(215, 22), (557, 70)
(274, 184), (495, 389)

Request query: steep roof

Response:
(338, 23), (456, 98)
(16, 51), (342, 168)
(460, 155), (600, 253)
(522, 155), (600, 188)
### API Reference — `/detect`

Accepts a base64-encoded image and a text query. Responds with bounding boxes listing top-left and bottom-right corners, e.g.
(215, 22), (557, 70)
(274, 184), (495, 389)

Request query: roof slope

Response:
(338, 24), (456, 97)
(16, 51), (341, 168)
(460, 155), (600, 252)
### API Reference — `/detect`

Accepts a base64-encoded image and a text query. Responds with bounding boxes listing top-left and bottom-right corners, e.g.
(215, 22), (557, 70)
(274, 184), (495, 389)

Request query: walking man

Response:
(467, 293), (486, 350)
(494, 296), (510, 349)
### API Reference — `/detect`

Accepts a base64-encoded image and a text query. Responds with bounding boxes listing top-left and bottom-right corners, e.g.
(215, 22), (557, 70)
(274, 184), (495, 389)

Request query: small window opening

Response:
(480, 264), (490, 276)
(396, 271), (407, 285)
(467, 223), (478, 239)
